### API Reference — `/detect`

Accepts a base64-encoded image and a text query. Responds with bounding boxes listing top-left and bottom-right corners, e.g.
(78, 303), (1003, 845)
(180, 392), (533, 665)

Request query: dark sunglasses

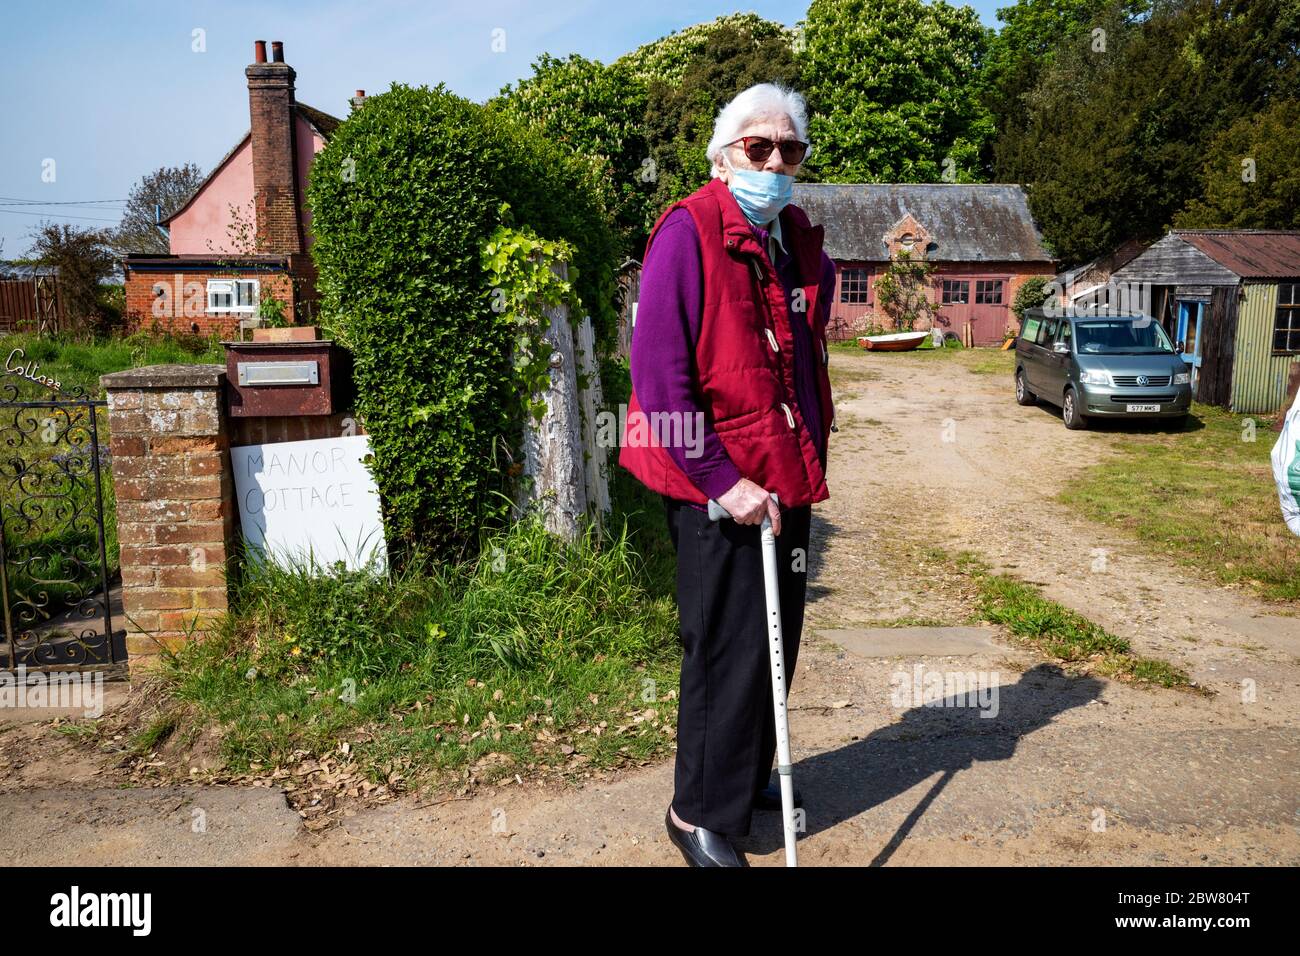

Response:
(727, 135), (810, 164)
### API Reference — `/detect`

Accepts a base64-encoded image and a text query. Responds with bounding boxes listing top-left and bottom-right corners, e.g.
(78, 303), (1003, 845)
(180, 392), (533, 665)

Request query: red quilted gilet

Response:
(619, 177), (833, 507)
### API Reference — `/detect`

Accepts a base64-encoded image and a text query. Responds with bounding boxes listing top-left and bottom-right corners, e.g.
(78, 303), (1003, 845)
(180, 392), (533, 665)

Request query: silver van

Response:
(1014, 309), (1193, 429)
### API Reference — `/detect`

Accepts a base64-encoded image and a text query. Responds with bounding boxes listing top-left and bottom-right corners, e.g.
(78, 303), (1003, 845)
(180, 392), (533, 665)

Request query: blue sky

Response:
(0, 0), (1006, 257)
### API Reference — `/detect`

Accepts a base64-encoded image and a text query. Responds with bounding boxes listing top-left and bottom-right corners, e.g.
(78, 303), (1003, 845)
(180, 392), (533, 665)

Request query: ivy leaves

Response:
(480, 204), (584, 422)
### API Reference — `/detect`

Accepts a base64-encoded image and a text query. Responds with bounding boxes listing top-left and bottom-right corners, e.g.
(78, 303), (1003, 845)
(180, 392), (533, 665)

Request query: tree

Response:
(491, 55), (649, 257)
(873, 252), (937, 332)
(997, 0), (1300, 265)
(1012, 276), (1052, 322)
(1176, 98), (1300, 229)
(637, 19), (800, 229)
(111, 163), (206, 256)
(26, 222), (116, 331)
(797, 0), (995, 183)
(980, 1), (1137, 175)
(618, 12), (792, 86)
(494, 15), (802, 253)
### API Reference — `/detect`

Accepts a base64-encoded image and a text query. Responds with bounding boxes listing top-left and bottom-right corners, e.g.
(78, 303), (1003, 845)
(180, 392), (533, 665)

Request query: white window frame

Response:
(207, 278), (259, 314)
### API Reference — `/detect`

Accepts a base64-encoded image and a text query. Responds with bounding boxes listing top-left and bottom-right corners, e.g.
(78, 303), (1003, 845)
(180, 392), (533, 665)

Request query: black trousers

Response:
(663, 496), (811, 837)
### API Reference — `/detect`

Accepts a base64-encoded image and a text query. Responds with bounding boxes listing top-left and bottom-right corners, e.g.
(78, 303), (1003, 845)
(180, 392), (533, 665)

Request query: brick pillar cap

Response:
(101, 364), (227, 390)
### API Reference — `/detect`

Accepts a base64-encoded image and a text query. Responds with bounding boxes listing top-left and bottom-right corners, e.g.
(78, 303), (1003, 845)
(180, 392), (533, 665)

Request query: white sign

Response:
(231, 435), (387, 572)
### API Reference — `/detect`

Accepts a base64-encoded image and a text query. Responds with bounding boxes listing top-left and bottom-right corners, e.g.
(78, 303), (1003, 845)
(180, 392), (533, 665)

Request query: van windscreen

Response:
(1075, 320), (1174, 354)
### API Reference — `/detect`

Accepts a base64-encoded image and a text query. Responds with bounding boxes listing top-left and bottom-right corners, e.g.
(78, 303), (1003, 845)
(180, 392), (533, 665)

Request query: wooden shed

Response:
(1110, 231), (1300, 414)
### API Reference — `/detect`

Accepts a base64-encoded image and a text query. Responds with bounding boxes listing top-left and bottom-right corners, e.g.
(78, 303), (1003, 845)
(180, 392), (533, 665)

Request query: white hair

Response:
(705, 82), (811, 178)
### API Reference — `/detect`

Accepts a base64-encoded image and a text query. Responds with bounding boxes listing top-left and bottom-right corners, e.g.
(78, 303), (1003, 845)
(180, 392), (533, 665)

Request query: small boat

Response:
(857, 331), (930, 352)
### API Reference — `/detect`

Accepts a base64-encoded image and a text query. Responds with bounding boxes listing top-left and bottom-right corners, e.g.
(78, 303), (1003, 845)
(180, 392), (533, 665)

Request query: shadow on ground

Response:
(740, 663), (1104, 865)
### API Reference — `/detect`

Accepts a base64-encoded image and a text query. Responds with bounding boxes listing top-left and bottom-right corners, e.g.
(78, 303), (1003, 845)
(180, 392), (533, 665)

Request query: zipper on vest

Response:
(780, 402), (796, 429)
(750, 258), (764, 282)
(822, 340), (828, 365)
(765, 328), (780, 352)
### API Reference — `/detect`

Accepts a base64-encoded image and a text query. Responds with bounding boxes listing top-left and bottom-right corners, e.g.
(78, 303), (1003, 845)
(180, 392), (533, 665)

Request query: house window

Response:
(975, 279), (1004, 304)
(207, 278), (259, 313)
(941, 279), (969, 304)
(1274, 283), (1300, 353)
(839, 267), (870, 304)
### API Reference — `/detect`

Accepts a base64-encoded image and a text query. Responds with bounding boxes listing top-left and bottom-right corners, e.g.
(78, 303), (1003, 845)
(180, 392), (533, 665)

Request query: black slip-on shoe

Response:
(752, 782), (803, 811)
(664, 808), (748, 867)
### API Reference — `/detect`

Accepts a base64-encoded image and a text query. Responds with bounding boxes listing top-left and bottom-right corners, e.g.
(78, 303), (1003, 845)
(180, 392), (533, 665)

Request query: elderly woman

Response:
(619, 82), (836, 867)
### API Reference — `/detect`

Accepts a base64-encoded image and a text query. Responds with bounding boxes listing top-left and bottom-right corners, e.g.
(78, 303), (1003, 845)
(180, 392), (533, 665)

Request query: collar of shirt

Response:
(751, 215), (789, 262)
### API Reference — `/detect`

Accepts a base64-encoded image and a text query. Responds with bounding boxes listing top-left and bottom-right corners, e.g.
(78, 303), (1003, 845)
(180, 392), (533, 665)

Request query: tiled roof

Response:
(791, 183), (1054, 263)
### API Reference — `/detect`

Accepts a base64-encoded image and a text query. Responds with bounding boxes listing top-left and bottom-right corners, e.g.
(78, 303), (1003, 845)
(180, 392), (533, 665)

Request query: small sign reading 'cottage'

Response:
(231, 435), (387, 572)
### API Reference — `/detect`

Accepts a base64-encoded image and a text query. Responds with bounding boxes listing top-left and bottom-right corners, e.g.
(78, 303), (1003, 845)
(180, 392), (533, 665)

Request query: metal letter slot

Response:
(237, 360), (320, 386)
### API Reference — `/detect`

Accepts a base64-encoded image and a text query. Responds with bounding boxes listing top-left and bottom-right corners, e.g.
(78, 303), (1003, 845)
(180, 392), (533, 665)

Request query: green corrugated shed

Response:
(1231, 282), (1300, 414)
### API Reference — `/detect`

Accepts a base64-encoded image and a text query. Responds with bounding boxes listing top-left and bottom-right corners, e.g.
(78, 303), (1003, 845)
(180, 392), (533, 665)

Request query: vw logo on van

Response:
(1136, 375), (1149, 386)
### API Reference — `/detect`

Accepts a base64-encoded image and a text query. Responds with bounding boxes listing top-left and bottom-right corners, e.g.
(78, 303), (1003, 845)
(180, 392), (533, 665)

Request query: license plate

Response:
(1126, 403), (1161, 412)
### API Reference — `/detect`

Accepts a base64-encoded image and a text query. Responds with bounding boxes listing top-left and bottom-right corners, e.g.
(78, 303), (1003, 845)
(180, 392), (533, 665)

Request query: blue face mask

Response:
(723, 150), (794, 227)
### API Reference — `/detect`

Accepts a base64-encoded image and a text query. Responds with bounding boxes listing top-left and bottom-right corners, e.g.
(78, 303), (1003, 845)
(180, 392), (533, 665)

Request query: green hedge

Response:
(307, 83), (618, 559)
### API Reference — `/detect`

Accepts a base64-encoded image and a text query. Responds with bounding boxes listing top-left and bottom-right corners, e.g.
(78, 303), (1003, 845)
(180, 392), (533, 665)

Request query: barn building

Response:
(790, 183), (1057, 346)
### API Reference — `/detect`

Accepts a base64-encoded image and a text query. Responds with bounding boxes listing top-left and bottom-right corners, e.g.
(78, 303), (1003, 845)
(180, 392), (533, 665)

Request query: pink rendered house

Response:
(122, 40), (357, 336)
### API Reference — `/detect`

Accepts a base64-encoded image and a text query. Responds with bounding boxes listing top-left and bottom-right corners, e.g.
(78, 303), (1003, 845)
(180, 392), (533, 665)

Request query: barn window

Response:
(941, 279), (969, 304)
(207, 278), (259, 313)
(975, 280), (1004, 304)
(839, 267), (870, 304)
(1274, 283), (1300, 353)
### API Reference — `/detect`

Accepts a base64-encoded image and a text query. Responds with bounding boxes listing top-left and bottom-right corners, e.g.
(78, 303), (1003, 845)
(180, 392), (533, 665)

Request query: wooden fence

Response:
(0, 276), (62, 334)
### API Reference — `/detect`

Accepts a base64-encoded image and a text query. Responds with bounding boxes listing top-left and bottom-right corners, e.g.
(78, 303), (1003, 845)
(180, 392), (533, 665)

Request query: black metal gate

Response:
(0, 366), (126, 676)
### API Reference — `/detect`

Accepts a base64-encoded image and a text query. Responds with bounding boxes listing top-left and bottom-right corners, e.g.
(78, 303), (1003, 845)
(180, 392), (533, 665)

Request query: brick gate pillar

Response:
(100, 365), (236, 668)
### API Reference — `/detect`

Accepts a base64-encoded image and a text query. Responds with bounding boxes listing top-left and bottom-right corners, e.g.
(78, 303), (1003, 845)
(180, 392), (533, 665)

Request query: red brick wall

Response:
(123, 268), (297, 337)
(101, 366), (236, 666)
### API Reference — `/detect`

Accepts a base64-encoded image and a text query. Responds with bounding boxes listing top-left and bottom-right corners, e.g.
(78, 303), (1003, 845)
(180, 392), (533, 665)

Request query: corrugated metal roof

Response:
(0, 262), (58, 279)
(1176, 230), (1300, 280)
(791, 183), (1054, 263)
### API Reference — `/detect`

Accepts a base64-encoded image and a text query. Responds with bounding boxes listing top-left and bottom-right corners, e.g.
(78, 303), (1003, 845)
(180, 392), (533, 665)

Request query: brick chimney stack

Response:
(245, 39), (302, 254)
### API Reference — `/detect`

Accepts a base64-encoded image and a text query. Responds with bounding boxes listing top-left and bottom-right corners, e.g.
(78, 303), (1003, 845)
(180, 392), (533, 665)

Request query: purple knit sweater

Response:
(630, 205), (837, 509)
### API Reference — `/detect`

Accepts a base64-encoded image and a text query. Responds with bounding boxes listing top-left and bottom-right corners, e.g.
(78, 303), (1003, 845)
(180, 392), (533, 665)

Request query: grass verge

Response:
(1060, 402), (1300, 603)
(830, 337), (1015, 376)
(0, 330), (225, 396)
(941, 549), (1198, 691)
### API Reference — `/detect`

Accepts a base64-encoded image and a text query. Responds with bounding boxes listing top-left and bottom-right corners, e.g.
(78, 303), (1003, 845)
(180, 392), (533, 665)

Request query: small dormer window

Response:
(899, 233), (916, 250)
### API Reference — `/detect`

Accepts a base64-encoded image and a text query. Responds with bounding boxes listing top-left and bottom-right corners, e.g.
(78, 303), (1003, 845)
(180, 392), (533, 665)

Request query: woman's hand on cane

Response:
(717, 478), (781, 536)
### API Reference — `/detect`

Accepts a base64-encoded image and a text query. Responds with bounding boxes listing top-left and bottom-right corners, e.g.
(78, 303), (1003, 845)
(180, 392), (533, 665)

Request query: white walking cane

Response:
(707, 492), (798, 867)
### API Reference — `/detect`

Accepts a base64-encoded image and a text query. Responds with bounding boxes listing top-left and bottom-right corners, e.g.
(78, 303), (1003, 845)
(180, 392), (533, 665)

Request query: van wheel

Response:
(1063, 387), (1088, 430)
(1015, 369), (1036, 406)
